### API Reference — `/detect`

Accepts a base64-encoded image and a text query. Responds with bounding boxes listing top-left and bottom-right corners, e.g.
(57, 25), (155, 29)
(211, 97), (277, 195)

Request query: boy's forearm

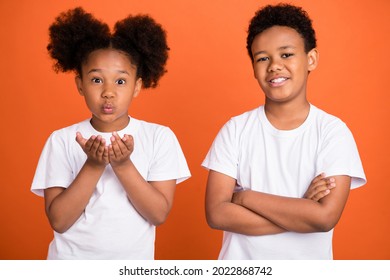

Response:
(233, 190), (333, 233)
(206, 170), (286, 236)
(206, 201), (286, 236)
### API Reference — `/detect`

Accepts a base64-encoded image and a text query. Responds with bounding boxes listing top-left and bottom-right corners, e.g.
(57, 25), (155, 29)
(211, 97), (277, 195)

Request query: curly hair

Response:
(246, 3), (317, 62)
(47, 7), (169, 88)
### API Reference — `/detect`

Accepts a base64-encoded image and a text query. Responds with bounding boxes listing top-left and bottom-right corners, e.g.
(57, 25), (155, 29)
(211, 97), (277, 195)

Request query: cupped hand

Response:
(76, 132), (109, 167)
(108, 132), (134, 167)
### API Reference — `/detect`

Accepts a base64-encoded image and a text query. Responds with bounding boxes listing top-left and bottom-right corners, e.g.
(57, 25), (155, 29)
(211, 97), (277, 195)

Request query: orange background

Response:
(1, 0), (389, 260)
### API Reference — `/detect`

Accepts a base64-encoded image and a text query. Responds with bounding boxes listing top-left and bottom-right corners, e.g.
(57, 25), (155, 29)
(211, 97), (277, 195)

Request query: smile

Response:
(269, 77), (288, 83)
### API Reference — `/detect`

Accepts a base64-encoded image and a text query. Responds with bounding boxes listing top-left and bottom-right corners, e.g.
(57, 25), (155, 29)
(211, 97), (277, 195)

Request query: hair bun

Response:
(113, 15), (169, 88)
(47, 7), (110, 73)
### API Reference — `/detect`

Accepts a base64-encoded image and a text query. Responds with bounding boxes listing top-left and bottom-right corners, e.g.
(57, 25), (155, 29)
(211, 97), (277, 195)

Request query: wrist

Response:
(84, 159), (107, 171)
(110, 158), (133, 171)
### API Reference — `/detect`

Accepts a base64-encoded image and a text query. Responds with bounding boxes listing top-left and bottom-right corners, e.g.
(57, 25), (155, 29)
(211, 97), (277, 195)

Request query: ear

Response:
(75, 76), (84, 96)
(133, 78), (142, 98)
(307, 48), (319, 72)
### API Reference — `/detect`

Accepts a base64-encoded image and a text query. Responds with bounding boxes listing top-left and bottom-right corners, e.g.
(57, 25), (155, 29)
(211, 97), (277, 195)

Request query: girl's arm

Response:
(205, 171), (336, 235)
(109, 132), (176, 226)
(44, 133), (108, 233)
(232, 175), (350, 233)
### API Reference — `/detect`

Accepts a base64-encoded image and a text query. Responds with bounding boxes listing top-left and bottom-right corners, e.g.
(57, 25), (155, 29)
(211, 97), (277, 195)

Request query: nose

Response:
(267, 58), (283, 72)
(101, 83), (115, 99)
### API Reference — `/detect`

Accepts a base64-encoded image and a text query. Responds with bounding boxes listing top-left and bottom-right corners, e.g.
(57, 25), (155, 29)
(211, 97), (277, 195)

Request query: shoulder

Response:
(230, 106), (262, 123)
(209, 106), (262, 147)
(131, 118), (176, 142)
(47, 119), (90, 142)
(133, 118), (172, 134)
(222, 106), (262, 132)
(312, 105), (348, 131)
(310, 105), (353, 140)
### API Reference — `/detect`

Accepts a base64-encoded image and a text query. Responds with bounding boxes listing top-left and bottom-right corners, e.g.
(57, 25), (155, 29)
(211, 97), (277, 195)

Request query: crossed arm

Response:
(205, 170), (351, 236)
(44, 132), (176, 233)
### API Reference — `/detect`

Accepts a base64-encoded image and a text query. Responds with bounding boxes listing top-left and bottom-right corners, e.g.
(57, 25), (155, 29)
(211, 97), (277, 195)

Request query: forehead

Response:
(251, 26), (305, 53)
(82, 48), (135, 71)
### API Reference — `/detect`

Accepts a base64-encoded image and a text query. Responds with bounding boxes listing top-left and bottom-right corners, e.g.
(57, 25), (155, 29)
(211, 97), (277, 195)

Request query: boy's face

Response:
(251, 26), (318, 104)
(75, 48), (142, 132)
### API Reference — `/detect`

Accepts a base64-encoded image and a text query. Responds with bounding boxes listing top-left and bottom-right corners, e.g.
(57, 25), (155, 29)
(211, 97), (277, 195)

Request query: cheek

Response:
(254, 62), (268, 74)
(254, 67), (267, 83)
(82, 94), (100, 107)
(253, 65), (261, 78)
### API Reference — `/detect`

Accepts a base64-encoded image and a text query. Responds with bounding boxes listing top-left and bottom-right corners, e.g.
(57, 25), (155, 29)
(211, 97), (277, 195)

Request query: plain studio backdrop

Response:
(0, 0), (389, 260)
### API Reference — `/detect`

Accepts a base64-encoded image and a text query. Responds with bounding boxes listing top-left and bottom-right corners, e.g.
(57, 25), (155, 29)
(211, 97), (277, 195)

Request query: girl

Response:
(31, 7), (190, 259)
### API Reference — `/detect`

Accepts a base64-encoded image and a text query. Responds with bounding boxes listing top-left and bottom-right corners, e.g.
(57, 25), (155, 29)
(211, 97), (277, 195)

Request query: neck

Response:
(90, 116), (130, 133)
(264, 100), (310, 130)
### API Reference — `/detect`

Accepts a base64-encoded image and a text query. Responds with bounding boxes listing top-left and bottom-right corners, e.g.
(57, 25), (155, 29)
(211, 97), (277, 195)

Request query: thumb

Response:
(75, 132), (87, 147)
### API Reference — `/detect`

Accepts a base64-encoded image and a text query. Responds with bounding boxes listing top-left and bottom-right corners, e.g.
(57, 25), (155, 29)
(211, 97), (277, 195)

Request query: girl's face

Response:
(251, 26), (318, 105)
(76, 48), (142, 132)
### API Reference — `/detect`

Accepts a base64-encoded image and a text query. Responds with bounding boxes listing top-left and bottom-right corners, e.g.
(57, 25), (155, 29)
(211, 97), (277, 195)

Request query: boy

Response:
(202, 3), (366, 259)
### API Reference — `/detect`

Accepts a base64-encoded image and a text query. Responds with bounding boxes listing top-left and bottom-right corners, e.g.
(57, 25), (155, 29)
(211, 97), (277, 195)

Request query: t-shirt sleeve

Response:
(31, 131), (74, 197)
(317, 121), (366, 189)
(201, 119), (238, 179)
(147, 127), (190, 184)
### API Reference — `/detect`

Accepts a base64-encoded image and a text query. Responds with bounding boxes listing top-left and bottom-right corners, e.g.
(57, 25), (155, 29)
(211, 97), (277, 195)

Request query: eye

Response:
(116, 79), (126, 85)
(91, 78), (102, 84)
(281, 53), (294, 58)
(256, 57), (269, 62)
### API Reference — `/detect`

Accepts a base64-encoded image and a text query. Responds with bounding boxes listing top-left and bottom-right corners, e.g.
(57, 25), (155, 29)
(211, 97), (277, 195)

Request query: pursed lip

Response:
(102, 103), (114, 114)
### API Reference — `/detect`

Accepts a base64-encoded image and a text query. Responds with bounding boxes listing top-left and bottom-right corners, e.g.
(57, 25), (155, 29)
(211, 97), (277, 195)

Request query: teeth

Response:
(270, 77), (287, 83)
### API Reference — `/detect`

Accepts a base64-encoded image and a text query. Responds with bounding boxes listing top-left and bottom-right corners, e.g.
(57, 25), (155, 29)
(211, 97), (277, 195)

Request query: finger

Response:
(75, 132), (87, 148)
(312, 173), (326, 184)
(311, 189), (330, 202)
(108, 144), (114, 159)
(122, 134), (134, 151)
(85, 135), (97, 152)
(95, 137), (106, 158)
(102, 146), (109, 164)
(313, 175), (336, 190)
(306, 184), (328, 199)
(90, 135), (103, 154)
(308, 178), (327, 194)
(110, 135), (123, 157)
(112, 131), (127, 153)
(325, 177), (336, 189)
(112, 131), (121, 141)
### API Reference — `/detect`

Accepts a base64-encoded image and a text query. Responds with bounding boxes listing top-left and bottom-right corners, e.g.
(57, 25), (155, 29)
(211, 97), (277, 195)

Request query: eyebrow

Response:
(87, 69), (130, 75)
(253, 45), (296, 57)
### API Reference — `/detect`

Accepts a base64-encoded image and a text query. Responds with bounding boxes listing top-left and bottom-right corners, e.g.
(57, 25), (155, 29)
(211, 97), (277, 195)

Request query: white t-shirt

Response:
(31, 117), (190, 259)
(202, 104), (366, 259)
